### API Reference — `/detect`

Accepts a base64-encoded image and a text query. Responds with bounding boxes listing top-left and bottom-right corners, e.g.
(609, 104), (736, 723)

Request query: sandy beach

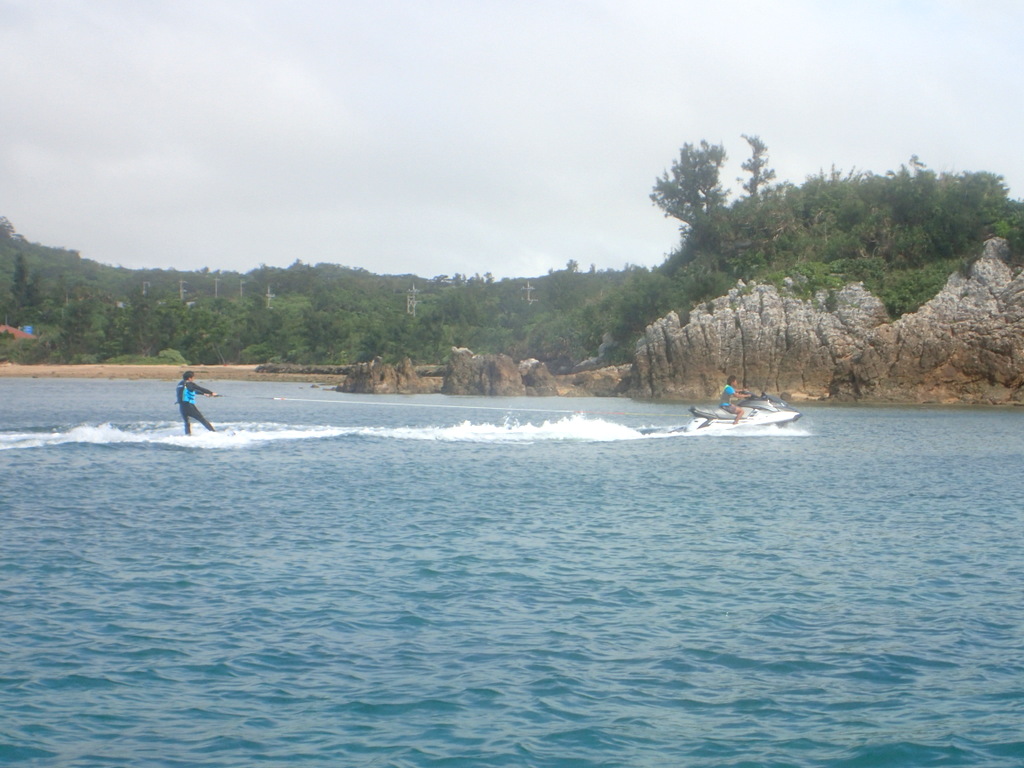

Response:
(0, 363), (341, 383)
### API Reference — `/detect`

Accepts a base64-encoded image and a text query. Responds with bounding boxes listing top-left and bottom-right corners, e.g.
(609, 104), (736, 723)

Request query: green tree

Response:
(11, 253), (39, 318)
(650, 140), (729, 233)
(740, 134), (776, 198)
(651, 140), (731, 274)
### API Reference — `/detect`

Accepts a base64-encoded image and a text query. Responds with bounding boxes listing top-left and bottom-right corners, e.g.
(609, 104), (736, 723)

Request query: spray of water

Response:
(1, 413), (808, 452)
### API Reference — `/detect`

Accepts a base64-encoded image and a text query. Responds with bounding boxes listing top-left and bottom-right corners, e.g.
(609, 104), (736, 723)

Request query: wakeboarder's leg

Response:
(184, 403), (214, 432)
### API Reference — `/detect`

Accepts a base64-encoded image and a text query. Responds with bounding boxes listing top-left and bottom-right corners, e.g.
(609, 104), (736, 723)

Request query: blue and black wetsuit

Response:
(176, 378), (215, 434)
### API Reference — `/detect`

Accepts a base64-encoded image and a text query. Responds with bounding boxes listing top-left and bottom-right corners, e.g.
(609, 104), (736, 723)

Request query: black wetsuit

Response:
(176, 379), (215, 434)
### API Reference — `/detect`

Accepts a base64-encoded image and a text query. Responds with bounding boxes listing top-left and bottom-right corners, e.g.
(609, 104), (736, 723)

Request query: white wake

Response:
(0, 414), (809, 451)
(0, 422), (352, 451)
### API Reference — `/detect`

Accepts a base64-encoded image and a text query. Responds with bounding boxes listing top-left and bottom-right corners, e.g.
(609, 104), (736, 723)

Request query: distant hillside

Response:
(0, 215), (630, 366)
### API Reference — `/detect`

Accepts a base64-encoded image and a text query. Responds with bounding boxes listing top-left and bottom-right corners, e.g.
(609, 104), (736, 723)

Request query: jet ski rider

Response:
(721, 375), (754, 425)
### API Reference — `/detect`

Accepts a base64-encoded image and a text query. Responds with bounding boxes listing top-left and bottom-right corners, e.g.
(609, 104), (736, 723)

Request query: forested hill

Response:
(4, 138), (1024, 367)
(0, 214), (636, 368)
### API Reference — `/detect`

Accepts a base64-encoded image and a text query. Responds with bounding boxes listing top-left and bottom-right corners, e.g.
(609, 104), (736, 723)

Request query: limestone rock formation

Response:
(338, 357), (433, 394)
(833, 238), (1024, 403)
(629, 238), (1024, 404)
(519, 358), (559, 396)
(442, 347), (526, 396)
(557, 365), (632, 398)
(572, 332), (618, 373)
(630, 279), (888, 400)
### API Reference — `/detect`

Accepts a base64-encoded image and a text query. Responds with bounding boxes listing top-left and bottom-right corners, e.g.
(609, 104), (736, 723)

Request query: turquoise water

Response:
(2, 378), (1023, 767)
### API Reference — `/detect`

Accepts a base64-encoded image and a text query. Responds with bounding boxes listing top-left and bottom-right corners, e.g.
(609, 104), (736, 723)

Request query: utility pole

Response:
(265, 285), (275, 309)
(522, 281), (537, 304)
(214, 277), (220, 298)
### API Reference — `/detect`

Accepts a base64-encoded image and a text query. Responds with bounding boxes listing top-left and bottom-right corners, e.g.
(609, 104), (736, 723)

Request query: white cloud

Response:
(1, 0), (1022, 277)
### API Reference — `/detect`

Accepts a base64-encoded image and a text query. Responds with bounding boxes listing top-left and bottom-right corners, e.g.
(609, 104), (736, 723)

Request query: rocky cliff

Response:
(832, 238), (1024, 403)
(630, 238), (1024, 404)
(339, 356), (437, 394)
(629, 279), (888, 400)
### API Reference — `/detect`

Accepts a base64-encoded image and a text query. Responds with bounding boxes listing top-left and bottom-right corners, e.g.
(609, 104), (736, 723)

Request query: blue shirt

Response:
(721, 384), (736, 408)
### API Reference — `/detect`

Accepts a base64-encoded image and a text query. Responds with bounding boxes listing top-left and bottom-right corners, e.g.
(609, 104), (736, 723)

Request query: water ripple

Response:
(3, 384), (1024, 766)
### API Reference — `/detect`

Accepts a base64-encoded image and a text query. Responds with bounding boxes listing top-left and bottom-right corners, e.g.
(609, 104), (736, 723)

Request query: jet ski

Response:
(635, 392), (802, 436)
(687, 392), (802, 431)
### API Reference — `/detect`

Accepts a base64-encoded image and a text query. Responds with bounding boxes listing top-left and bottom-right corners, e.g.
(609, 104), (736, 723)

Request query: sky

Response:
(1, 0), (1022, 279)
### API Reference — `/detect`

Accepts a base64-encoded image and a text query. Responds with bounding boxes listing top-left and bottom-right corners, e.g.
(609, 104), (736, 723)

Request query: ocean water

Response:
(2, 377), (1023, 768)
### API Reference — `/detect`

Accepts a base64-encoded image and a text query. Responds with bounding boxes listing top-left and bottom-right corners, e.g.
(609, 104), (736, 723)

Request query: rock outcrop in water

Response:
(629, 238), (1024, 404)
(440, 349), (631, 398)
(339, 357), (436, 394)
(832, 238), (1024, 403)
(519, 358), (559, 396)
(442, 347), (526, 396)
(258, 361), (443, 394)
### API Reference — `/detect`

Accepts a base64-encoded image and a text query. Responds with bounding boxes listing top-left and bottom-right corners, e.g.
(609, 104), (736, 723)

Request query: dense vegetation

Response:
(3, 138), (1023, 366)
(652, 141), (1024, 318)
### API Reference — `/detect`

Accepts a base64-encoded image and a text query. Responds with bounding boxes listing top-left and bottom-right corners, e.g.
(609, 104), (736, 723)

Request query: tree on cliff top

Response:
(650, 140), (728, 234)
(651, 136), (1024, 319)
(650, 140), (730, 272)
(740, 134), (776, 198)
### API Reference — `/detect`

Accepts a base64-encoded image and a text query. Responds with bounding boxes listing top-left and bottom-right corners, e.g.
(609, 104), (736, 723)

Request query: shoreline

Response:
(0, 363), (338, 383)
(1, 363), (1020, 407)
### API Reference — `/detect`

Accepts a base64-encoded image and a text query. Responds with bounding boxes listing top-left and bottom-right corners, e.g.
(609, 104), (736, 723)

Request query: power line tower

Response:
(265, 285), (275, 309)
(407, 284), (420, 316)
(522, 281), (537, 304)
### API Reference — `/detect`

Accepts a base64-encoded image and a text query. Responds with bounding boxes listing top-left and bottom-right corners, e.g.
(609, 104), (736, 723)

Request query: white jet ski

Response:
(687, 392), (802, 431)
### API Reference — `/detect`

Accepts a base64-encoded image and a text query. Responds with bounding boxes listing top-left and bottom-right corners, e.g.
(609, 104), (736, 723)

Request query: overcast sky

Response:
(2, 0), (1022, 279)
